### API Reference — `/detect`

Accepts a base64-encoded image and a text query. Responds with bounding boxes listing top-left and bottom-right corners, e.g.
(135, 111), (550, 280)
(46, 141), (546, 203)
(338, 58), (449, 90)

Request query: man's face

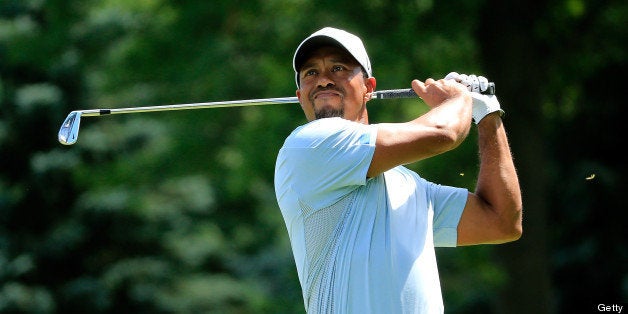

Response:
(296, 46), (375, 122)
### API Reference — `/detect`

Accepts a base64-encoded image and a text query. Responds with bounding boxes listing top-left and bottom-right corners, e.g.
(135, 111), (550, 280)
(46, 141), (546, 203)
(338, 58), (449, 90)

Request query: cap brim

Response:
(293, 36), (345, 74)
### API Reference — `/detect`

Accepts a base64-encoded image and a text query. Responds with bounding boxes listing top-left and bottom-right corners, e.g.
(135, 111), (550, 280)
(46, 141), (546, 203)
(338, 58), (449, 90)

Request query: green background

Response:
(1, 0), (626, 313)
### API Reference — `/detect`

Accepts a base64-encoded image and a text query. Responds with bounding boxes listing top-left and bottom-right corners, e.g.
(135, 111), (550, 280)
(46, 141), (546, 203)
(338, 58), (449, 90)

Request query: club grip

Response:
(374, 89), (417, 99)
(375, 82), (495, 100)
(484, 82), (495, 95)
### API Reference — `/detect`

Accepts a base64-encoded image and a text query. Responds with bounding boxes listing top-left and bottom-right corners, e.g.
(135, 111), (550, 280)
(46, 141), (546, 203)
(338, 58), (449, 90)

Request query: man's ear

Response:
(365, 77), (377, 101)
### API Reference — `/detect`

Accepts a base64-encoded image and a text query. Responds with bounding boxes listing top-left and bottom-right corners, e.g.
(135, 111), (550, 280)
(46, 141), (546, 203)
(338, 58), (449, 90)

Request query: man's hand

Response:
(445, 72), (504, 124)
(412, 78), (469, 109)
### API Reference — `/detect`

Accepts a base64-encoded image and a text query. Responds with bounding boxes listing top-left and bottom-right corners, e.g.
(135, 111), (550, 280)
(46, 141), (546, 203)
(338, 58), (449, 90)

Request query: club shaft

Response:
(78, 96), (298, 116)
(75, 89), (414, 117)
(58, 84), (494, 145)
(76, 83), (494, 117)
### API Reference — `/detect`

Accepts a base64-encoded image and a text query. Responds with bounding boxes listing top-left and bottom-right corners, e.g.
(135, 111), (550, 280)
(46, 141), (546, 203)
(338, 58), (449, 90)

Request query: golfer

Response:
(274, 27), (522, 313)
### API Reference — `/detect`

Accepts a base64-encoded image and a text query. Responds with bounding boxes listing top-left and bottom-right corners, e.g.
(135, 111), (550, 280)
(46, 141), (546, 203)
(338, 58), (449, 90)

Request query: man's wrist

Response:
(471, 94), (504, 124)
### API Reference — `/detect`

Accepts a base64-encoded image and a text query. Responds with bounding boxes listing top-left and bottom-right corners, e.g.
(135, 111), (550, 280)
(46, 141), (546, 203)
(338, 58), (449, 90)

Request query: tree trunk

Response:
(478, 1), (554, 313)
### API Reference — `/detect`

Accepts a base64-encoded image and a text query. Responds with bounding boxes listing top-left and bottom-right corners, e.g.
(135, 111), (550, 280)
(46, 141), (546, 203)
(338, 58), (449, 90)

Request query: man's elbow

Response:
(488, 227), (521, 245)
(503, 224), (523, 243)
(499, 211), (523, 243)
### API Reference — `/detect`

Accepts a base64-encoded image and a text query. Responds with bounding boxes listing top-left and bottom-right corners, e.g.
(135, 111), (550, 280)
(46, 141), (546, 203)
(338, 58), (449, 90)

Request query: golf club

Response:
(58, 83), (495, 145)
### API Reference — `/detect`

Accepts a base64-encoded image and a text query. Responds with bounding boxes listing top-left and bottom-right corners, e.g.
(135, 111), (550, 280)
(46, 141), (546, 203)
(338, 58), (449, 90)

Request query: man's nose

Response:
(316, 72), (334, 87)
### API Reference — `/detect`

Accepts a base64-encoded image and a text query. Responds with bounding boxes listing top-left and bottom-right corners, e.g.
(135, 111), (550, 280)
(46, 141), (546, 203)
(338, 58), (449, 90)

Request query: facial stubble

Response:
(309, 88), (346, 120)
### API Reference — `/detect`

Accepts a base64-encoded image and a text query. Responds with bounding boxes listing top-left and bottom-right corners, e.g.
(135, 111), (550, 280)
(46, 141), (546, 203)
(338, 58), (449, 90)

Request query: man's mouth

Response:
(314, 90), (341, 99)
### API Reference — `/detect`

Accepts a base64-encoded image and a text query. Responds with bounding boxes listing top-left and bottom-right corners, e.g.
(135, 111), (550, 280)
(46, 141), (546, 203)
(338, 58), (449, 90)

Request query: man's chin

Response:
(315, 108), (344, 119)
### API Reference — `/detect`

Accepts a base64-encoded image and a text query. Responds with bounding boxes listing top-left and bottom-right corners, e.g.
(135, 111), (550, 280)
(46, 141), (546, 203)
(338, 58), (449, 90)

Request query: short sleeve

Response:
(275, 118), (378, 209)
(429, 183), (468, 247)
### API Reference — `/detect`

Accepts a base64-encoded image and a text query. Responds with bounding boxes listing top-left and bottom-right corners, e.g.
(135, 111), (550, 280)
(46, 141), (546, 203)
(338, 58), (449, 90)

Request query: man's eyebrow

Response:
(300, 61), (317, 71)
(300, 56), (356, 71)
(330, 56), (354, 64)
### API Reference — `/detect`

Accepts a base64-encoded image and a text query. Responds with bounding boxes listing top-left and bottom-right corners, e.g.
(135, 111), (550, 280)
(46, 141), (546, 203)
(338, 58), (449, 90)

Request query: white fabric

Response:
(470, 93), (503, 124)
(445, 72), (490, 94)
(274, 118), (467, 313)
(445, 72), (504, 123)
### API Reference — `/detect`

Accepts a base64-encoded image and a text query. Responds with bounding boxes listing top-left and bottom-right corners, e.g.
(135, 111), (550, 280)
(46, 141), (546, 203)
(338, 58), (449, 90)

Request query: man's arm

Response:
(457, 112), (523, 245)
(367, 78), (473, 178)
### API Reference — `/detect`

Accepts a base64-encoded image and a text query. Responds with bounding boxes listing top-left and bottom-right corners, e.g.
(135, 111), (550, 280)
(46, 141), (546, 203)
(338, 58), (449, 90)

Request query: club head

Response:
(58, 111), (82, 145)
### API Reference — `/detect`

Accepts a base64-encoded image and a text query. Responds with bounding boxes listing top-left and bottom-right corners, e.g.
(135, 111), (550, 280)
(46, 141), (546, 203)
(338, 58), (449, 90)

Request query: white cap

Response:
(293, 27), (372, 87)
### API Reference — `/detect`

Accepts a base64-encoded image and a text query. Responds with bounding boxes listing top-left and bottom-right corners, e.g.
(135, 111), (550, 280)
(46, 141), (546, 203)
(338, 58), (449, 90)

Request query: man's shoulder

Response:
(285, 118), (372, 146)
(293, 117), (358, 134)
(383, 166), (427, 187)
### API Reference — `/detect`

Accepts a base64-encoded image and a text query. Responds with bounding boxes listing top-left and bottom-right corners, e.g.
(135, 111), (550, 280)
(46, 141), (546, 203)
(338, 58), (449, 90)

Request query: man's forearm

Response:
(475, 113), (523, 239)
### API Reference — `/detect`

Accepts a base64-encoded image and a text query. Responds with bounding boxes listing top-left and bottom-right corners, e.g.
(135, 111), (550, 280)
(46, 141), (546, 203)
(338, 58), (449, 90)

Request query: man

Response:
(274, 27), (522, 313)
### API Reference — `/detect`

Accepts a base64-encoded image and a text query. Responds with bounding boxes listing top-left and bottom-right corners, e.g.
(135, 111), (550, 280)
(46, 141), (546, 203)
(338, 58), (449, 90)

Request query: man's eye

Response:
(332, 65), (344, 72)
(304, 69), (317, 76)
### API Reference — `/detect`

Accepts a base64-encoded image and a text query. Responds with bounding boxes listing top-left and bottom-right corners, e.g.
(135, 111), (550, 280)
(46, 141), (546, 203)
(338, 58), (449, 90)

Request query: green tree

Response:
(1, 0), (625, 313)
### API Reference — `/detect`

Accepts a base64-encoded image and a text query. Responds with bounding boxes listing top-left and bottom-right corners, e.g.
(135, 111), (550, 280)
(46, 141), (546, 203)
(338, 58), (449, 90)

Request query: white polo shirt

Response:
(274, 117), (467, 313)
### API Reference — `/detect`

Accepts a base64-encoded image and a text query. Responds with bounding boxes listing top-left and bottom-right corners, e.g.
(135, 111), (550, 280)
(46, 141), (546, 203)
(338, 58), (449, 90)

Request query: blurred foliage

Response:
(0, 0), (626, 313)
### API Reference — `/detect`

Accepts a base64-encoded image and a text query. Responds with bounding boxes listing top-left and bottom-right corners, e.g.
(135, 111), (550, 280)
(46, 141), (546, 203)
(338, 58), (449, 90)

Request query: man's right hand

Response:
(411, 77), (469, 109)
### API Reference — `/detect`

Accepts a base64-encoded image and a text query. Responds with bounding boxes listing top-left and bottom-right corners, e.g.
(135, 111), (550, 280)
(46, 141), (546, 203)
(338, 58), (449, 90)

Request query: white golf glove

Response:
(445, 72), (504, 124)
